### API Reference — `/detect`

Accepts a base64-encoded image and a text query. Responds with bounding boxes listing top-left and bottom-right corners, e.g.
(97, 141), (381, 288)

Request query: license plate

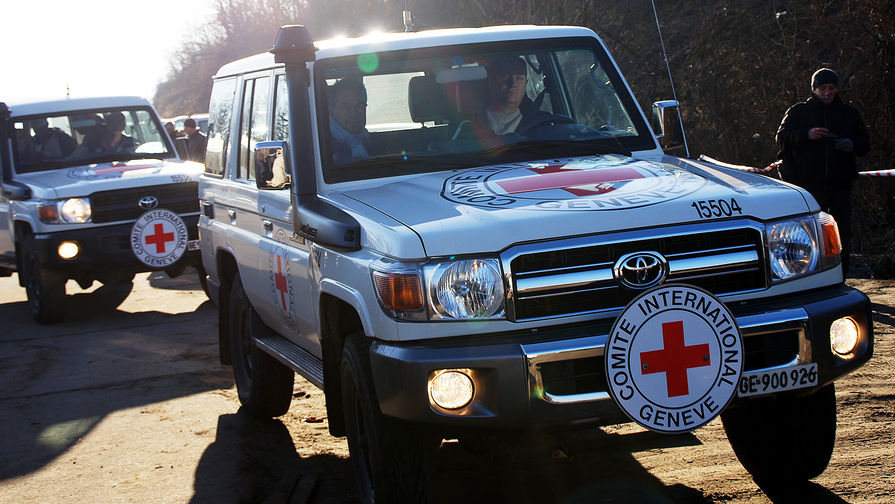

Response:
(187, 239), (201, 251)
(737, 362), (818, 397)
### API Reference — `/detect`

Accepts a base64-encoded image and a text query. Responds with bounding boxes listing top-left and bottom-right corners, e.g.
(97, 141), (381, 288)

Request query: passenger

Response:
(328, 78), (369, 164)
(183, 118), (206, 163)
(25, 117), (76, 159)
(105, 112), (136, 153)
(14, 128), (37, 165)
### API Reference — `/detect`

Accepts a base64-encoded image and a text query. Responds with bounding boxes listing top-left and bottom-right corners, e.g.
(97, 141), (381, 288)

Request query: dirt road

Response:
(0, 272), (891, 503)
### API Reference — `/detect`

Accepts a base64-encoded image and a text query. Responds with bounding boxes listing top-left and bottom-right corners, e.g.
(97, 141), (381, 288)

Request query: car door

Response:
(257, 74), (318, 357)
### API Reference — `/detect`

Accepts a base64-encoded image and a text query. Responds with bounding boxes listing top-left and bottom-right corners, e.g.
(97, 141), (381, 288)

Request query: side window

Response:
(273, 75), (288, 141)
(205, 77), (236, 176)
(238, 76), (271, 181)
(238, 79), (254, 179)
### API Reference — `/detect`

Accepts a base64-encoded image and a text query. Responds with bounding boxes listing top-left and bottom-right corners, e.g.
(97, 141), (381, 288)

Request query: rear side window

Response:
(237, 76), (271, 181)
(205, 77), (237, 177)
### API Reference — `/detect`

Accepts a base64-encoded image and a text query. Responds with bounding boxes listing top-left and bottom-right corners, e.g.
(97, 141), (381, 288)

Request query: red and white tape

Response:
(859, 169), (895, 177)
(700, 155), (893, 177)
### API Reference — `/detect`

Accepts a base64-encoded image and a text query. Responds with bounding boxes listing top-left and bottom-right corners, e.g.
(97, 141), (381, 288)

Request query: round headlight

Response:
(768, 219), (817, 280)
(428, 370), (474, 410)
(430, 259), (504, 319)
(60, 198), (92, 223)
(830, 317), (859, 356)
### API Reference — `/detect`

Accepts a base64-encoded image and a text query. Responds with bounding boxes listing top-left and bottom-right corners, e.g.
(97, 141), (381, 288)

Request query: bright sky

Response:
(1, 0), (216, 104)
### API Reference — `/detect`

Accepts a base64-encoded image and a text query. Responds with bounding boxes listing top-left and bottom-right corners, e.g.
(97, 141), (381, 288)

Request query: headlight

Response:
(60, 198), (92, 223)
(767, 212), (840, 282)
(429, 258), (505, 319)
(372, 257), (506, 321)
(38, 198), (92, 224)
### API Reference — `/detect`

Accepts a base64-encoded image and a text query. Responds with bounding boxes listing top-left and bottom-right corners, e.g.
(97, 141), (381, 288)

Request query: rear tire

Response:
(228, 275), (293, 418)
(341, 332), (431, 504)
(21, 234), (66, 324)
(722, 383), (837, 485)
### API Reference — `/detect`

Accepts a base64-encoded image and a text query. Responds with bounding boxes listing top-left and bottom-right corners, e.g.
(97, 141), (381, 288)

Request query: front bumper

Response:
(369, 284), (872, 432)
(33, 214), (201, 277)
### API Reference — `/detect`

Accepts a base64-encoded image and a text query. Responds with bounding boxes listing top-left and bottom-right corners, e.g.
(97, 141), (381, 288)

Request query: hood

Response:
(15, 159), (204, 199)
(338, 154), (812, 257)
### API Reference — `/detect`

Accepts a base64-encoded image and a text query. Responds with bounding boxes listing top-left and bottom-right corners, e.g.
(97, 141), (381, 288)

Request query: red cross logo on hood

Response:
(496, 164), (645, 196)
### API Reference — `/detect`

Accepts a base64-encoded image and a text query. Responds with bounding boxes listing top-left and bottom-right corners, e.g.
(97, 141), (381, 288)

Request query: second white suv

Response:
(0, 96), (205, 323)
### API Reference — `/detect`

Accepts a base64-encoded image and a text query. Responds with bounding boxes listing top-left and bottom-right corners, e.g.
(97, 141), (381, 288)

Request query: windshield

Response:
(316, 37), (654, 183)
(12, 107), (174, 173)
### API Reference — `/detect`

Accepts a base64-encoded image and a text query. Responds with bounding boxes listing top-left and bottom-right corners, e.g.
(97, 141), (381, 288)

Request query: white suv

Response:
(199, 25), (873, 502)
(0, 96), (205, 323)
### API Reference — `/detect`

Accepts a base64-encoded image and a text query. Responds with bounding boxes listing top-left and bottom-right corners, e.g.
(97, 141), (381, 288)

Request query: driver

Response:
(452, 55), (550, 144)
(484, 54), (530, 134)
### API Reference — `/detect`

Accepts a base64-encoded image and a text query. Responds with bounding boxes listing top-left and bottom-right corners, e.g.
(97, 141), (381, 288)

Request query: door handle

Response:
(227, 209), (237, 223)
(263, 220), (273, 232)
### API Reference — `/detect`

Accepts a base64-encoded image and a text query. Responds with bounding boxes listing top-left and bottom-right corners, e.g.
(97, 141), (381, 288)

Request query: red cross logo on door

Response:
(274, 255), (288, 311)
(496, 165), (645, 196)
(144, 223), (175, 254)
(640, 320), (711, 397)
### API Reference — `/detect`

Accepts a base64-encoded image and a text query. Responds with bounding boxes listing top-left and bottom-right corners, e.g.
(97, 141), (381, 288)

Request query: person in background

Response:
(328, 78), (369, 164)
(776, 68), (871, 275)
(183, 118), (206, 163)
(165, 121), (189, 159)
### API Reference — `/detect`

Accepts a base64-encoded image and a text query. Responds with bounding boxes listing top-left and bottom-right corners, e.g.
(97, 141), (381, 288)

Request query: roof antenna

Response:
(650, 0), (689, 157)
(403, 0), (413, 32)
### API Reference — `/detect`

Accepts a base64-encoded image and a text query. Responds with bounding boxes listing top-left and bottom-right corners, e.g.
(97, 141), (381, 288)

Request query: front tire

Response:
(722, 383), (837, 485)
(21, 234), (66, 324)
(228, 274), (293, 418)
(341, 333), (431, 504)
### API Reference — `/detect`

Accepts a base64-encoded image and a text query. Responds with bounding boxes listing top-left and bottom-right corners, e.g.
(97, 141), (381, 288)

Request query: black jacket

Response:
(775, 94), (870, 191)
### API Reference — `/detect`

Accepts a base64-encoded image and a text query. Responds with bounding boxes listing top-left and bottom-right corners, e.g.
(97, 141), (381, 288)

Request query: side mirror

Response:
(2, 183), (32, 200)
(254, 140), (292, 190)
(651, 100), (689, 157)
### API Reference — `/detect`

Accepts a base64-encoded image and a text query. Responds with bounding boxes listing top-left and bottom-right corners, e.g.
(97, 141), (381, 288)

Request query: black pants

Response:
(809, 185), (852, 275)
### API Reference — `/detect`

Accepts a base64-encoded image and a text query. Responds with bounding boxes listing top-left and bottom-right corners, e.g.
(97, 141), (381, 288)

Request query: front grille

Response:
(509, 226), (766, 321)
(540, 356), (608, 396)
(90, 182), (199, 223)
(743, 330), (800, 370)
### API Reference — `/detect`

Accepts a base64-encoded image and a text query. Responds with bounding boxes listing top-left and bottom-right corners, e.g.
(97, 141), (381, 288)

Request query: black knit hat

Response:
(811, 68), (838, 90)
(489, 54), (526, 76)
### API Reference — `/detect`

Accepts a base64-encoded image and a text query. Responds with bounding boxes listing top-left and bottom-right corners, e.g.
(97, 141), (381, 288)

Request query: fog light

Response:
(428, 370), (474, 410)
(830, 317), (859, 356)
(57, 241), (80, 260)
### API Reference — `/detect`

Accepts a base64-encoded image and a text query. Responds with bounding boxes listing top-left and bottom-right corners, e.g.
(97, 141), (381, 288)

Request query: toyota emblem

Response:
(138, 196), (159, 210)
(613, 251), (668, 289)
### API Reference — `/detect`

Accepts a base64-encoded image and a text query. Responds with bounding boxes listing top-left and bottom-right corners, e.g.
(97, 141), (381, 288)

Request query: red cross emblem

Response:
(274, 255), (288, 311)
(496, 164), (645, 196)
(640, 320), (711, 397)
(144, 223), (175, 254)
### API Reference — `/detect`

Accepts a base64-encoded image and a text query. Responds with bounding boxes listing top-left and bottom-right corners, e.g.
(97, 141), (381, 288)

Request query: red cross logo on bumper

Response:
(640, 320), (711, 397)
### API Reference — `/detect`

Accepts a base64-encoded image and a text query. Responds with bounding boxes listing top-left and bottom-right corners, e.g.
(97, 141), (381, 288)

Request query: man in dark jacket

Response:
(776, 68), (871, 274)
(183, 118), (207, 163)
